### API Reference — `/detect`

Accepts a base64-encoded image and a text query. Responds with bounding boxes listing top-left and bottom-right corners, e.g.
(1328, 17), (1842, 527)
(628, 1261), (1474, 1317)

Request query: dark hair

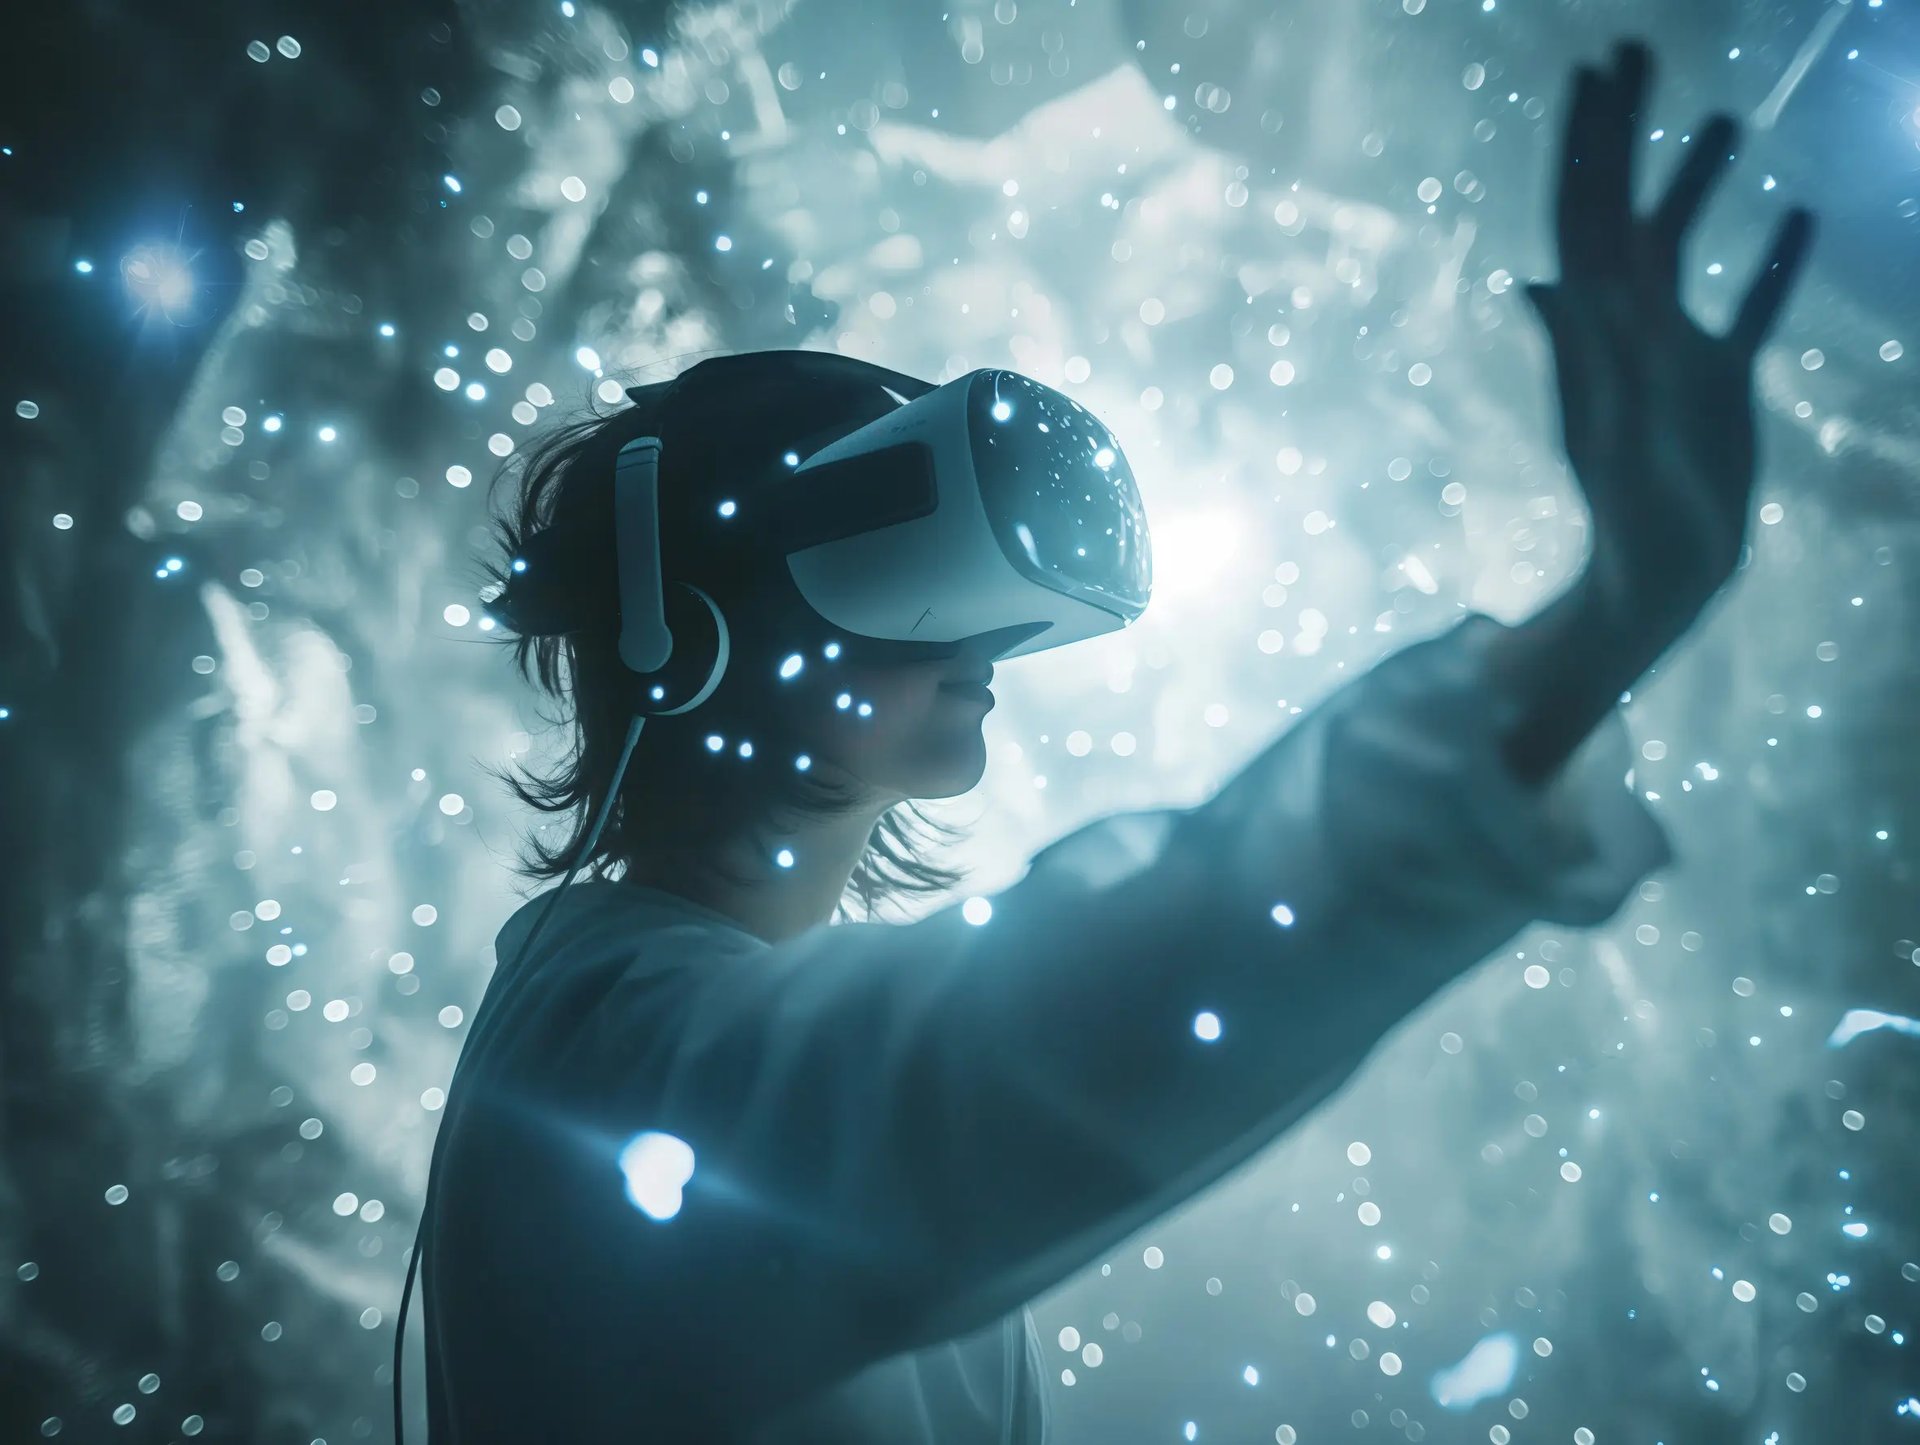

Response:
(471, 362), (969, 925)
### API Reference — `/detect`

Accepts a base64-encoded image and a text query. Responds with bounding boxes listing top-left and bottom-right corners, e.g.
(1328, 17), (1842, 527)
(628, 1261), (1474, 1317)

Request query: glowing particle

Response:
(1431, 1332), (1519, 1409)
(620, 1131), (696, 1221)
(1193, 1011), (1222, 1042)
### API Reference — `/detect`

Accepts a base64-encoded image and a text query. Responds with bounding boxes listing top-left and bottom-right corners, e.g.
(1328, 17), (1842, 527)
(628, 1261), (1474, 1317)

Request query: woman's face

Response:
(800, 627), (1023, 805)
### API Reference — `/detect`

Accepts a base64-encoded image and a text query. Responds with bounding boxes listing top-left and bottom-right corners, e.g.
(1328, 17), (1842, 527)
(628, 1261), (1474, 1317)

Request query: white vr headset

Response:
(609, 358), (1153, 712)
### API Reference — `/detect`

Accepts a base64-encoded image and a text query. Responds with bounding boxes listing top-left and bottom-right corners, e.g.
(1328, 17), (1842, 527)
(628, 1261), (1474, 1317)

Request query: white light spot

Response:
(621, 1132), (697, 1221)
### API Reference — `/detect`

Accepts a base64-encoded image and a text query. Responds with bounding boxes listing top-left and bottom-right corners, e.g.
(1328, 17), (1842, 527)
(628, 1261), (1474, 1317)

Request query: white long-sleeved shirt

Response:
(421, 612), (1673, 1443)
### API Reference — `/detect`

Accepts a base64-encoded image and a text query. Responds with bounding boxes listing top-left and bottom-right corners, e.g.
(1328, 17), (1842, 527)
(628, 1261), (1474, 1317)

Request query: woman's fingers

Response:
(1556, 67), (1612, 281)
(1730, 208), (1816, 356)
(1648, 115), (1739, 285)
(1585, 42), (1648, 265)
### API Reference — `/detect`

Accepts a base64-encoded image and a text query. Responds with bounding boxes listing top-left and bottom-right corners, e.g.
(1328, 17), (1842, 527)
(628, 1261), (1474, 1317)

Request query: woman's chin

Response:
(908, 734), (989, 801)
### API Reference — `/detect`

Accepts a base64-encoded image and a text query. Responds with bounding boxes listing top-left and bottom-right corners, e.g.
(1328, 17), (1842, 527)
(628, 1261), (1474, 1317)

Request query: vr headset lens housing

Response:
(780, 367), (1151, 663)
(969, 370), (1149, 618)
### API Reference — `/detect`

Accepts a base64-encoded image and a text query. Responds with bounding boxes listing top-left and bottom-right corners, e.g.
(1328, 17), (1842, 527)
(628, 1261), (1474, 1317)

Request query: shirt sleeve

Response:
(565, 610), (1673, 1389)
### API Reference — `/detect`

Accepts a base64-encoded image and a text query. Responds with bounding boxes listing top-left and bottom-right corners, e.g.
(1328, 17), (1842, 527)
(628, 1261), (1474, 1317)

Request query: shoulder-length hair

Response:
(470, 371), (967, 925)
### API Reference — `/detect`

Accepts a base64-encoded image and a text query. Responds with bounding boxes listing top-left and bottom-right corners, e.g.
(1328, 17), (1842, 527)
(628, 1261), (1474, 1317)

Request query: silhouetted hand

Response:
(1528, 41), (1814, 630)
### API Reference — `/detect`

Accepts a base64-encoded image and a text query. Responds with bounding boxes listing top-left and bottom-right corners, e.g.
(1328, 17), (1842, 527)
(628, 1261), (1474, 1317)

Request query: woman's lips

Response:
(937, 681), (995, 707)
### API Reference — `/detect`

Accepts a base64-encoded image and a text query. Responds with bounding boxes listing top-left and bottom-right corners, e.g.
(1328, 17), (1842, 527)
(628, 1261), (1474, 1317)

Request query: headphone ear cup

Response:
(626, 581), (729, 717)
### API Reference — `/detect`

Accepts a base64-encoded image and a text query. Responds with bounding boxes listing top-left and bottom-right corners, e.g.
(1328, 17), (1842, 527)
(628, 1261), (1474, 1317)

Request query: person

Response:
(419, 41), (1812, 1444)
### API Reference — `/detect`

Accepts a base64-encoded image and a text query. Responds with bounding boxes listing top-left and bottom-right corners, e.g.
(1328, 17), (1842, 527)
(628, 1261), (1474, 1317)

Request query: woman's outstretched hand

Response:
(1528, 40), (1814, 634)
(1487, 41), (1815, 789)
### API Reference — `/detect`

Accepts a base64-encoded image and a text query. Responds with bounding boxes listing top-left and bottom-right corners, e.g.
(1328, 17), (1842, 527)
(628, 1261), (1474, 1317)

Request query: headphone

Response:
(392, 415), (726, 1445)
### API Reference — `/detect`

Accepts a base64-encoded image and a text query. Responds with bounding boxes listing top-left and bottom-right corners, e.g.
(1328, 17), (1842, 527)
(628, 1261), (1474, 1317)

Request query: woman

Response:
(417, 43), (1811, 1444)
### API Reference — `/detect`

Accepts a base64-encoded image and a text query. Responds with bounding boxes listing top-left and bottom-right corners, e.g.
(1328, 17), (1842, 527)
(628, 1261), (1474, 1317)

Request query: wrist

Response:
(1582, 538), (1723, 638)
(1488, 572), (1650, 788)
